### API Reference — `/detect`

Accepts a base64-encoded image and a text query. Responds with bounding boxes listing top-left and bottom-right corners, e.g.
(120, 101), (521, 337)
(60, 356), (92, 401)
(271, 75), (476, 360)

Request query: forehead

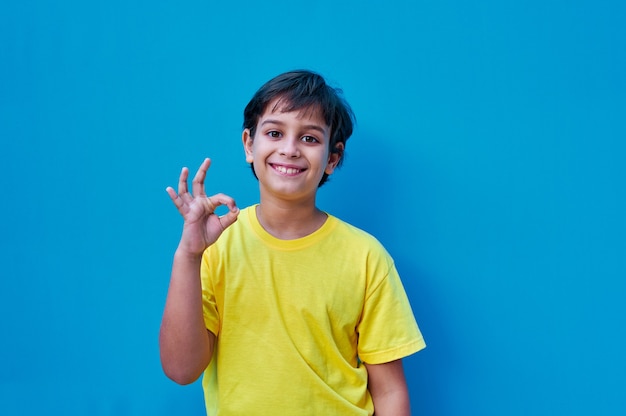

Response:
(260, 97), (328, 127)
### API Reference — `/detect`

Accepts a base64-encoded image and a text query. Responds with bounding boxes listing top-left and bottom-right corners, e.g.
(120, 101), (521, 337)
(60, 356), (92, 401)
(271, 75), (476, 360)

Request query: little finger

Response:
(166, 187), (182, 206)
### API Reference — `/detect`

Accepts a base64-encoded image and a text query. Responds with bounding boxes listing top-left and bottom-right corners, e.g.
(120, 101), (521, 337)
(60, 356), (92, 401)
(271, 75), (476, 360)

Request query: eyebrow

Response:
(260, 119), (328, 135)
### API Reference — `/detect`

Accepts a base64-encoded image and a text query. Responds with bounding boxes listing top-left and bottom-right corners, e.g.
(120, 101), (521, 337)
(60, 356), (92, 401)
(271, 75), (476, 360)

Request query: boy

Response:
(160, 70), (425, 415)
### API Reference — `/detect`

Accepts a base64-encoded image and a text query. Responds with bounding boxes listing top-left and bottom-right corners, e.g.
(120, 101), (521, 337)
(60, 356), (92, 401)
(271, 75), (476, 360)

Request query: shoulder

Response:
(327, 215), (394, 266)
(329, 215), (385, 247)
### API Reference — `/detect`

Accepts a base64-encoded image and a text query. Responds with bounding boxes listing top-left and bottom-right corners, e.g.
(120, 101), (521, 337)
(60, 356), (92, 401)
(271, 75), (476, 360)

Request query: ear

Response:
(242, 129), (254, 163)
(325, 142), (344, 175)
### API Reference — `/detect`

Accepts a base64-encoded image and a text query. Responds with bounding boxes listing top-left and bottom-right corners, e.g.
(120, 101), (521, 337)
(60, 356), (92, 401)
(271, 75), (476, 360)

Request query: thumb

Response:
(219, 207), (240, 230)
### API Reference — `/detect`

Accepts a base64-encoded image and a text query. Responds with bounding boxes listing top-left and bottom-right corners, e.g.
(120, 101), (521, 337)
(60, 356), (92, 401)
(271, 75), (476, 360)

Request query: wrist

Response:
(174, 246), (204, 262)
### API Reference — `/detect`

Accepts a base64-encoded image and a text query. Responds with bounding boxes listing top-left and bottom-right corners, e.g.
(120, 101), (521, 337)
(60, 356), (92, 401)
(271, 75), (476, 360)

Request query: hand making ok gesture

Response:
(166, 158), (239, 256)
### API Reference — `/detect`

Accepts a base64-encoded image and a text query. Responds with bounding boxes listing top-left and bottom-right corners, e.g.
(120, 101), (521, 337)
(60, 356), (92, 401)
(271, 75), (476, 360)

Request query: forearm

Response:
(159, 248), (214, 384)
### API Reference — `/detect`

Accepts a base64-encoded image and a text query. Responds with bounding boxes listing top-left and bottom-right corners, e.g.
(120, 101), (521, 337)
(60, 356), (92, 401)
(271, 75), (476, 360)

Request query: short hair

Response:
(243, 70), (355, 186)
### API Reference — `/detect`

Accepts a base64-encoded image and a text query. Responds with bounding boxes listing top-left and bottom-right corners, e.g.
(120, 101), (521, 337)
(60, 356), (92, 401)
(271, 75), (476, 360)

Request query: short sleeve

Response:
(356, 264), (426, 364)
(200, 251), (220, 336)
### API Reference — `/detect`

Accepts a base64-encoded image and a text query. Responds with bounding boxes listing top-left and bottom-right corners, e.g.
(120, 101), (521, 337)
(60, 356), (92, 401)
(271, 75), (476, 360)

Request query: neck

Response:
(256, 195), (327, 240)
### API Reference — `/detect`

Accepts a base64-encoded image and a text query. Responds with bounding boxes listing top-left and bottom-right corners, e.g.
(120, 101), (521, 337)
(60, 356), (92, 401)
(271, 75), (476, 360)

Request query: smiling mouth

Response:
(271, 164), (305, 175)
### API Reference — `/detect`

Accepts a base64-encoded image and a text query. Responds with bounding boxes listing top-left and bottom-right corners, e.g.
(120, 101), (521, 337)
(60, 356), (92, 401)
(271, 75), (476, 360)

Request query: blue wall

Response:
(1, 1), (624, 414)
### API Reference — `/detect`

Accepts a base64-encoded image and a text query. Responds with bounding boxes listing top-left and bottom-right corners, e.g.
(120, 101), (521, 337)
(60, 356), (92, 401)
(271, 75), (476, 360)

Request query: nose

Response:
(279, 137), (300, 158)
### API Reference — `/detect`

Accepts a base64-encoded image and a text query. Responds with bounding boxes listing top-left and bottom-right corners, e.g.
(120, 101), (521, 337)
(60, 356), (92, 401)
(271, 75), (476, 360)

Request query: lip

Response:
(269, 163), (307, 176)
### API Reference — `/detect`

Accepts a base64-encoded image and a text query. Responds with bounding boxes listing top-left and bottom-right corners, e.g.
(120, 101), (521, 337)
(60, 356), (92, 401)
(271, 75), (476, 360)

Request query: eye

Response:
(268, 130), (281, 138)
(301, 135), (319, 143)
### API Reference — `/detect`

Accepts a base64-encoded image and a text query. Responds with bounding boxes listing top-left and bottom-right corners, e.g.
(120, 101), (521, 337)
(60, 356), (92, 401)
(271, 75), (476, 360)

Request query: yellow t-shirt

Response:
(200, 206), (425, 415)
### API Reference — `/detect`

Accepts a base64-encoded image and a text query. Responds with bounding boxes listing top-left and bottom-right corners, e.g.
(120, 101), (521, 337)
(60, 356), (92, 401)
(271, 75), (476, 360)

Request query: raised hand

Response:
(166, 158), (239, 256)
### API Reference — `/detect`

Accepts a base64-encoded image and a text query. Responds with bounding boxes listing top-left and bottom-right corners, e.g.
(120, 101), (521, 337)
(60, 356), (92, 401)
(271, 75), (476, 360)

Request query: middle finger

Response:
(192, 158), (211, 197)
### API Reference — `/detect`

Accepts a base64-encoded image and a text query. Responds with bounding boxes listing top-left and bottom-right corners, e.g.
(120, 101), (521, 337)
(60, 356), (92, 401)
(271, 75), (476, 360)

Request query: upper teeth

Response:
(275, 166), (300, 174)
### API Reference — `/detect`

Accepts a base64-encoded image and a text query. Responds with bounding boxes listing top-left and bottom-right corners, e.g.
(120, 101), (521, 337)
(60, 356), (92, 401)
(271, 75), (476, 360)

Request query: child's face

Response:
(242, 99), (342, 202)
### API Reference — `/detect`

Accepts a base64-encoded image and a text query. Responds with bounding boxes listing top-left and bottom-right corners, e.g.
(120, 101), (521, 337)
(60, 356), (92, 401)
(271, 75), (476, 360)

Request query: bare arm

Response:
(160, 250), (215, 384)
(159, 158), (239, 384)
(365, 359), (411, 416)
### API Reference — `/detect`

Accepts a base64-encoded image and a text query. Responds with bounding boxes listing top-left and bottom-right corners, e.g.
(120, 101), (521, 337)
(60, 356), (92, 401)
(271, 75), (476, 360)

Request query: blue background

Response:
(1, 1), (624, 414)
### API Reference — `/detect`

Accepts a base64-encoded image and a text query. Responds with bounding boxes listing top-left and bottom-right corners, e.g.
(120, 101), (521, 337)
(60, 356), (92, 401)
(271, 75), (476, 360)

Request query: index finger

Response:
(192, 158), (212, 197)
